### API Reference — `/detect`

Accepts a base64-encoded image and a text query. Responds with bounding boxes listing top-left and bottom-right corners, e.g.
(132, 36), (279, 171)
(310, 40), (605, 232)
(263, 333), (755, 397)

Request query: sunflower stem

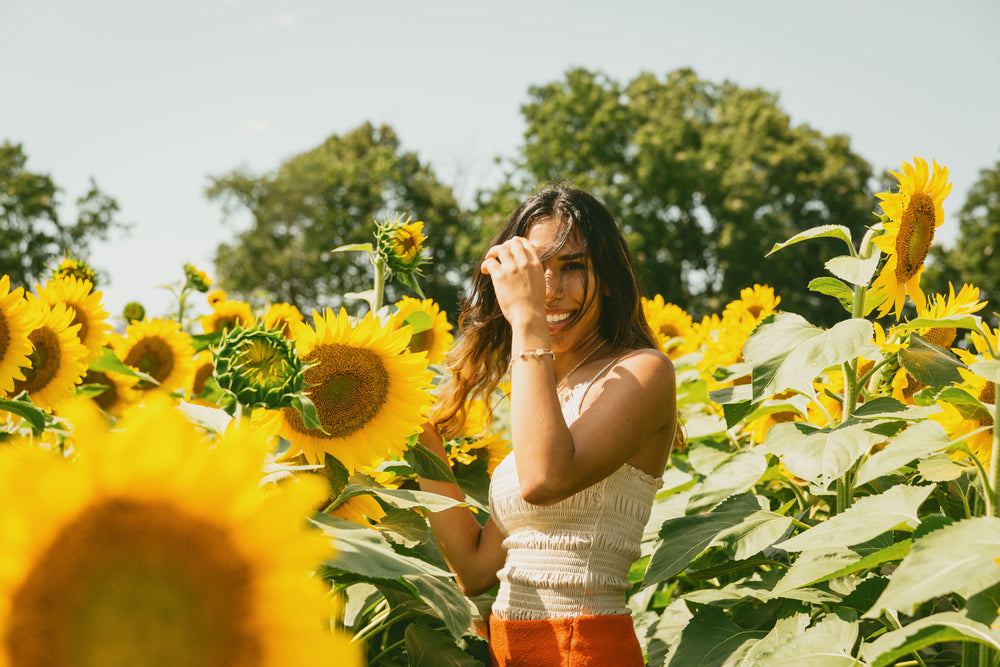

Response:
(372, 255), (386, 315)
(989, 388), (1000, 517)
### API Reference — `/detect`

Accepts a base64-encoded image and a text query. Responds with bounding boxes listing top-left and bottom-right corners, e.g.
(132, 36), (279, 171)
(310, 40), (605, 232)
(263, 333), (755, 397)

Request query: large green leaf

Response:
(743, 313), (873, 400)
(402, 573), (476, 640)
(740, 612), (860, 666)
(0, 397), (47, 433)
(773, 540), (911, 596)
(716, 510), (794, 561)
(897, 333), (966, 388)
(862, 612), (1000, 667)
(335, 484), (465, 513)
(404, 622), (485, 667)
(865, 516), (1000, 618)
(853, 420), (951, 486)
(778, 484), (933, 552)
(808, 277), (855, 314)
(404, 441), (459, 485)
(970, 359), (1000, 384)
(665, 605), (767, 667)
(643, 502), (759, 588)
(686, 451), (769, 514)
(311, 514), (452, 579)
(764, 421), (885, 488)
(766, 224), (855, 257)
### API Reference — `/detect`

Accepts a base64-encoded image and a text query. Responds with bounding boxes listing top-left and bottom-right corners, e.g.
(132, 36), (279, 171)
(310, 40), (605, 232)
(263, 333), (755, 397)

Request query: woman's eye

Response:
(562, 261), (585, 271)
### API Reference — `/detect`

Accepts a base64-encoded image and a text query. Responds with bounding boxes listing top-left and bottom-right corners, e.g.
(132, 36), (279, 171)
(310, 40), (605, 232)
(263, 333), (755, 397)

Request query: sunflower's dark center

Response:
(5, 498), (259, 667)
(124, 335), (175, 386)
(895, 192), (936, 281)
(924, 327), (957, 349)
(658, 322), (681, 339)
(82, 370), (116, 411)
(192, 360), (214, 396)
(746, 304), (764, 319)
(284, 343), (389, 439)
(12, 327), (60, 394)
(392, 228), (421, 261)
(979, 383), (996, 422)
(0, 310), (10, 359)
(69, 304), (90, 346)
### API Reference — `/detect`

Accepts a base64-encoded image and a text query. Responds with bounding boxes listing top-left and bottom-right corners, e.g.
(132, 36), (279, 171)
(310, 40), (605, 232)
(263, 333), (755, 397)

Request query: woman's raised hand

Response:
(481, 237), (547, 328)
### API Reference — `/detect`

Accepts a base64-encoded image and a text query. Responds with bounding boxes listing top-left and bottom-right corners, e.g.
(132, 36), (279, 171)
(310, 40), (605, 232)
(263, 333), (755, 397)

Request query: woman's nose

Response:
(544, 268), (562, 300)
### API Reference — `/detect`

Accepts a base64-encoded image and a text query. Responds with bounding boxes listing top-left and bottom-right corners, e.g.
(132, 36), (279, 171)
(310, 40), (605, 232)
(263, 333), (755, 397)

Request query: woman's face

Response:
(524, 217), (603, 355)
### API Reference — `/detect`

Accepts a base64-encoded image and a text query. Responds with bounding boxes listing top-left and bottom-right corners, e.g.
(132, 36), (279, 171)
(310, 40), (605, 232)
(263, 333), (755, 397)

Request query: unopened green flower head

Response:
(122, 301), (146, 323)
(183, 263), (213, 293)
(52, 255), (98, 288)
(375, 213), (427, 277)
(214, 321), (307, 409)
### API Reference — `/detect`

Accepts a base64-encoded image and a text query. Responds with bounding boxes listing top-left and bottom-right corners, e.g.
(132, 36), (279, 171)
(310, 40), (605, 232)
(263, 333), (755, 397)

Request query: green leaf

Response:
(643, 503), (758, 588)
(938, 386), (992, 421)
(311, 514), (452, 579)
(970, 359), (1000, 385)
(404, 442), (458, 485)
(88, 346), (140, 376)
(900, 314), (985, 335)
(716, 510), (794, 561)
(0, 397), (48, 433)
(742, 611), (860, 666)
(404, 622), (485, 667)
(337, 485), (465, 513)
(854, 420), (951, 486)
(176, 399), (233, 436)
(764, 421), (885, 488)
(402, 574), (476, 640)
(667, 604), (768, 666)
(766, 224), (854, 257)
(73, 383), (108, 399)
(330, 242), (374, 255)
(897, 333), (967, 387)
(865, 516), (1000, 618)
(778, 484), (933, 552)
(774, 541), (910, 595)
(402, 310), (433, 334)
(743, 313), (873, 400)
(825, 253), (880, 287)
(918, 453), (972, 482)
(863, 612), (1000, 667)
(809, 277), (855, 313)
(686, 451), (769, 514)
(289, 393), (323, 431)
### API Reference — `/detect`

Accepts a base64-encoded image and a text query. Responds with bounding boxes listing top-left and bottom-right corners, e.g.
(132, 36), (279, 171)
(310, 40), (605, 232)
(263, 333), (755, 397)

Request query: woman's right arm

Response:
(416, 423), (506, 597)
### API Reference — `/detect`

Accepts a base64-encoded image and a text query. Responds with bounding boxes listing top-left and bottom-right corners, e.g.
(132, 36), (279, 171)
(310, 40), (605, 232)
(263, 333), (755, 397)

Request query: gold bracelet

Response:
(511, 348), (555, 366)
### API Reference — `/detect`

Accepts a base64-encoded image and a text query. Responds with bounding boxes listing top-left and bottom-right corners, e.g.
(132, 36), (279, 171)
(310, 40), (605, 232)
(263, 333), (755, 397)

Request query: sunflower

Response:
(200, 299), (255, 335)
(450, 431), (511, 475)
(642, 295), (695, 359)
(183, 263), (212, 293)
(188, 350), (216, 401)
(376, 214), (427, 276)
(80, 365), (141, 418)
(723, 284), (781, 323)
(931, 366), (994, 470)
(50, 255), (97, 286)
(11, 298), (89, 411)
(262, 302), (304, 339)
(328, 493), (387, 527)
(871, 157), (952, 320)
(206, 289), (227, 308)
(914, 283), (986, 349)
(390, 296), (454, 366)
(0, 275), (34, 396)
(113, 318), (196, 395)
(35, 275), (111, 363)
(255, 308), (434, 472)
(0, 396), (360, 667)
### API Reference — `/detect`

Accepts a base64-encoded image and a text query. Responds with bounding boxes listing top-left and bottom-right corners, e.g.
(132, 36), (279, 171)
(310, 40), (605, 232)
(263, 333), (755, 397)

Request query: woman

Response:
(418, 185), (678, 666)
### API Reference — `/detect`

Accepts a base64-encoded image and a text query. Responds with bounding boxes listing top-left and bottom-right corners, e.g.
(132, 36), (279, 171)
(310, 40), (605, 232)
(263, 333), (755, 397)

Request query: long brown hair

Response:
(433, 185), (657, 438)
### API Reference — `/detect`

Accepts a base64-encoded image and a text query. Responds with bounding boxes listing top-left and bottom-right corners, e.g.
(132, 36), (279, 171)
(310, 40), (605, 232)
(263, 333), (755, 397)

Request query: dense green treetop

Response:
(0, 141), (126, 289)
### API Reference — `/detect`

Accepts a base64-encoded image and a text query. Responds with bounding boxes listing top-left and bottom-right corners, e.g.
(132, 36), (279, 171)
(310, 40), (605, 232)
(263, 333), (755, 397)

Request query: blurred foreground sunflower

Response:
(871, 157), (952, 319)
(0, 396), (360, 667)
(256, 309), (434, 472)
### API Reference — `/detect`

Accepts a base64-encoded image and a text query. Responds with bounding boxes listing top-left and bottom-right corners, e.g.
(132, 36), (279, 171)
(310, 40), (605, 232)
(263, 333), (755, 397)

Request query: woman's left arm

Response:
(512, 349), (676, 505)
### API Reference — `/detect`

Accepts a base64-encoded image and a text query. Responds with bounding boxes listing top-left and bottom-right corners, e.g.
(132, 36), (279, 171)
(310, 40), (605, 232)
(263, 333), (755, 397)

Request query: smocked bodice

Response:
(487, 368), (662, 620)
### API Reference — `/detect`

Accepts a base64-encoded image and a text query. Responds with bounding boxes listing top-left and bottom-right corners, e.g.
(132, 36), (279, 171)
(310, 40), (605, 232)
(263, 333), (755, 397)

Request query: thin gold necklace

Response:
(556, 341), (605, 392)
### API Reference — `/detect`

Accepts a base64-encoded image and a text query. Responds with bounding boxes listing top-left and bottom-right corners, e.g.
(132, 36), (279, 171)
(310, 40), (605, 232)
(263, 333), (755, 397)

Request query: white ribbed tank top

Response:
(488, 357), (662, 620)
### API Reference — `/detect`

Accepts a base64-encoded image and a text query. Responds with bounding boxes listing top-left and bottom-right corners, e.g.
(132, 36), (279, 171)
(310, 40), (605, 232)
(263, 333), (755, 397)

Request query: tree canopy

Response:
(0, 141), (126, 289)
(491, 67), (877, 325)
(207, 123), (468, 315)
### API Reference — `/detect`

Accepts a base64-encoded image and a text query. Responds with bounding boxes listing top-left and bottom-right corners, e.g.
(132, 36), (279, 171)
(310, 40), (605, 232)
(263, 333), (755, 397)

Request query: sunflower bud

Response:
(52, 255), (98, 289)
(375, 213), (427, 280)
(213, 322), (307, 410)
(122, 302), (146, 324)
(182, 263), (212, 293)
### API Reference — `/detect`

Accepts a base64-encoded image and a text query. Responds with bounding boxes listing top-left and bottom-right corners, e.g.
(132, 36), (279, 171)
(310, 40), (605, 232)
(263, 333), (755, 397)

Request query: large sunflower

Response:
(35, 275), (111, 363)
(11, 298), (89, 411)
(256, 309), (434, 471)
(0, 275), (34, 396)
(871, 157), (952, 320)
(0, 396), (360, 667)
(390, 296), (454, 366)
(113, 318), (196, 395)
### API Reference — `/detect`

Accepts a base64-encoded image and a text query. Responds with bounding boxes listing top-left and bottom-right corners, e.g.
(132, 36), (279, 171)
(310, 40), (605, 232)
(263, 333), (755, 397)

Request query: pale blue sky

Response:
(3, 0), (998, 320)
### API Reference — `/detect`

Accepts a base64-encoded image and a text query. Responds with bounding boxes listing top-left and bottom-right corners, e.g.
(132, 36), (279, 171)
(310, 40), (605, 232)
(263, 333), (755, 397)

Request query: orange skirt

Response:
(489, 614), (644, 667)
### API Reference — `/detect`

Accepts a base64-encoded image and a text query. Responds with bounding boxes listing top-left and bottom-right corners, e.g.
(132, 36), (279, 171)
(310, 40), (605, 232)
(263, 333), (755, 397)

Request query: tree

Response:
(207, 123), (470, 317)
(924, 154), (1000, 321)
(0, 141), (126, 288)
(483, 68), (876, 324)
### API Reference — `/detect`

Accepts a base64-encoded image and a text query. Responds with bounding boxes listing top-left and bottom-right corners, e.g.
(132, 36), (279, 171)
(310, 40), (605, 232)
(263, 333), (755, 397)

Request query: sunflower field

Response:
(1, 157), (1000, 666)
